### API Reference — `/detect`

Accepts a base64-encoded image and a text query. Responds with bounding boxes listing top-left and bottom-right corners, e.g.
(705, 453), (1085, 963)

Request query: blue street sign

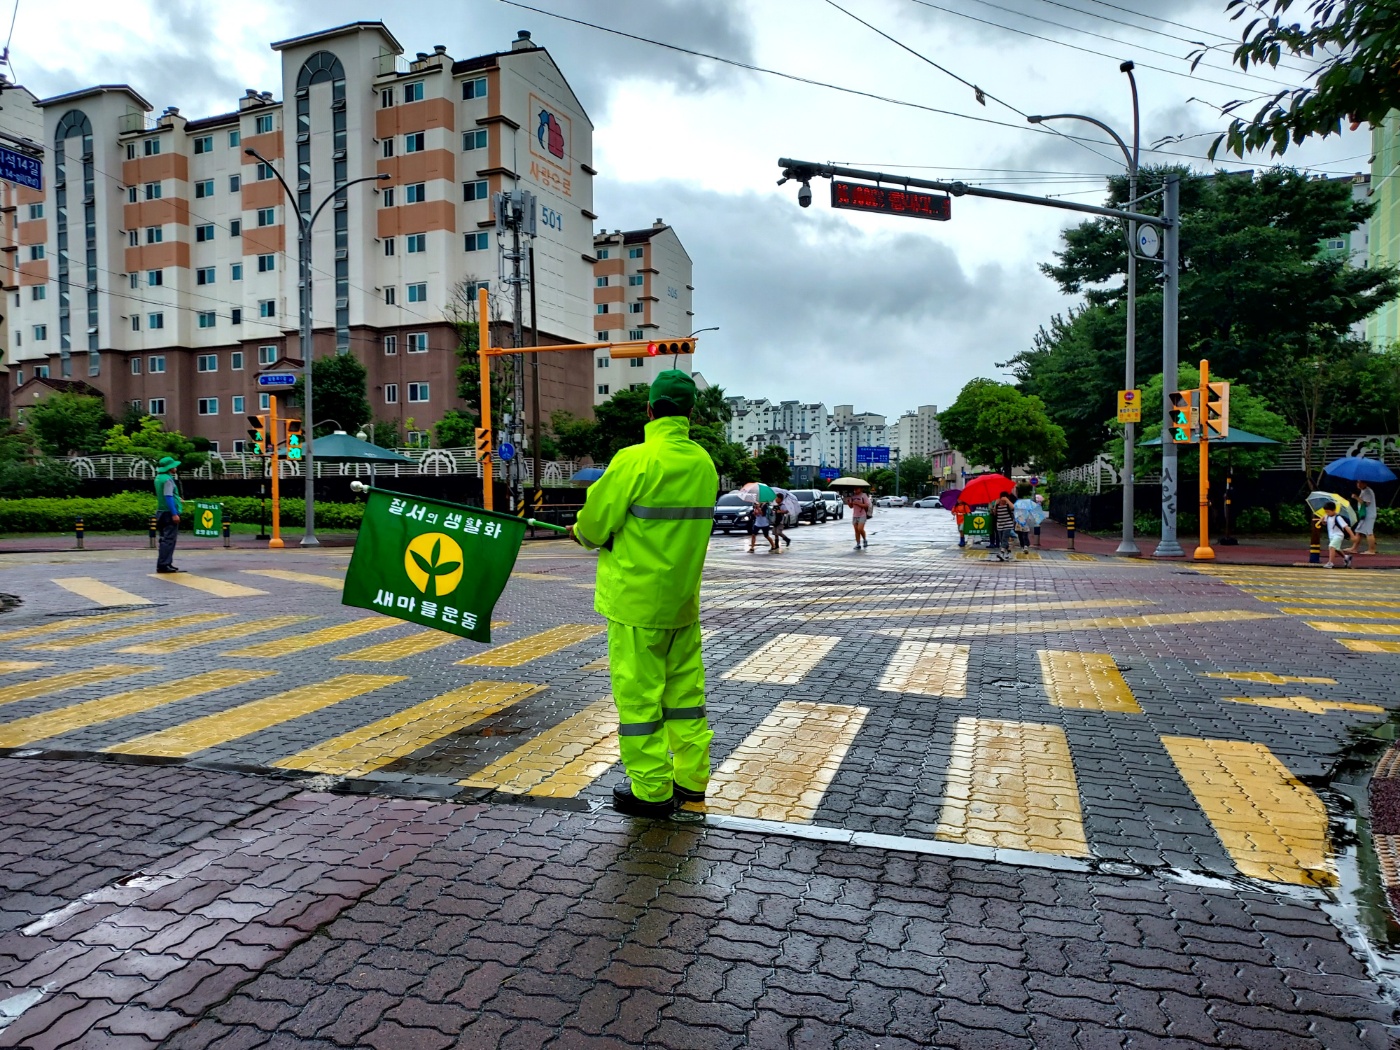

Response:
(819, 467), (839, 480)
(856, 446), (890, 464)
(0, 145), (41, 191)
(498, 441), (515, 462)
(256, 372), (297, 388)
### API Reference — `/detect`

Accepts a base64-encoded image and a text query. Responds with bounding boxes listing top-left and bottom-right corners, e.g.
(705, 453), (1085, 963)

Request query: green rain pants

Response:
(608, 620), (712, 803)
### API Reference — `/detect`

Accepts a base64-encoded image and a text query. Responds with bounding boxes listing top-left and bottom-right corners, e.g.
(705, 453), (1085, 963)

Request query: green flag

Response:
(342, 489), (525, 643)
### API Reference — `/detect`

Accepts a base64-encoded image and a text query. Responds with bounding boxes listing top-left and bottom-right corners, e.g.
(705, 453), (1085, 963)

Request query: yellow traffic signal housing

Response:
(246, 414), (267, 455)
(608, 337), (697, 359)
(285, 419), (304, 460)
(1205, 381), (1229, 439)
(475, 426), (492, 460)
(1168, 390), (1200, 444)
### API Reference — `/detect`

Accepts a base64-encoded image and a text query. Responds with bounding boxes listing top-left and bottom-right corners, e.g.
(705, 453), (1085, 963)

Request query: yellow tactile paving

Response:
(225, 617), (396, 658)
(106, 674), (405, 759)
(1160, 736), (1335, 886)
(878, 641), (968, 698)
(1014, 551), (1042, 561)
(1280, 608), (1400, 619)
(701, 701), (868, 823)
(457, 624), (605, 668)
(0, 665), (156, 708)
(22, 613), (232, 651)
(274, 680), (544, 776)
(1338, 639), (1400, 654)
(0, 661), (47, 674)
(0, 670), (275, 749)
(1039, 650), (1142, 713)
(935, 717), (1089, 857)
(337, 622), (510, 662)
(150, 573), (268, 599)
(800, 599), (1144, 622)
(242, 569), (344, 589)
(459, 697), (619, 797)
(119, 616), (314, 655)
(919, 609), (1277, 637)
(1219, 694), (1385, 715)
(1067, 553), (1097, 562)
(1304, 620), (1400, 635)
(52, 577), (153, 607)
(1203, 672), (1338, 685)
(0, 611), (145, 643)
(720, 633), (841, 685)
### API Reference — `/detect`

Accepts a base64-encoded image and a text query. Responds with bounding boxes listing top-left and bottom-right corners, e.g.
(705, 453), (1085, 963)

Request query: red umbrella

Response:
(958, 474), (1014, 506)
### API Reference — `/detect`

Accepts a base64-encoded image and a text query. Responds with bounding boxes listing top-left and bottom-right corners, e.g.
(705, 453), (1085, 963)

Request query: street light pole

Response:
(244, 148), (388, 547)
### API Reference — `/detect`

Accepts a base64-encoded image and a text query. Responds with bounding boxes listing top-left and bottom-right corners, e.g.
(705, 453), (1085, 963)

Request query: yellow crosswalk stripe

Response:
(456, 624), (604, 667)
(913, 609), (1277, 637)
(118, 615), (314, 654)
(721, 633), (841, 685)
(275, 680), (544, 776)
(935, 717), (1089, 856)
(1281, 607), (1400, 619)
(1161, 736), (1335, 886)
(225, 617), (396, 657)
(801, 599), (1144, 622)
(106, 673), (405, 758)
(0, 661), (47, 674)
(242, 569), (343, 589)
(0, 670), (275, 749)
(1254, 596), (1400, 608)
(337, 622), (509, 662)
(1204, 671), (1337, 685)
(1067, 553), (1096, 562)
(1220, 694), (1384, 715)
(1304, 620), (1400, 635)
(0, 611), (145, 643)
(1338, 639), (1400, 654)
(151, 573), (268, 599)
(700, 700), (868, 823)
(1039, 650), (1142, 713)
(459, 697), (618, 797)
(52, 578), (153, 607)
(1014, 551), (1042, 560)
(579, 657), (609, 672)
(878, 641), (968, 698)
(22, 613), (232, 651)
(0, 665), (156, 708)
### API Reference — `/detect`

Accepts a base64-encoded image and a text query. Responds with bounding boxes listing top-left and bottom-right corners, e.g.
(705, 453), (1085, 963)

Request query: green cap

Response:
(649, 369), (697, 414)
(157, 456), (181, 472)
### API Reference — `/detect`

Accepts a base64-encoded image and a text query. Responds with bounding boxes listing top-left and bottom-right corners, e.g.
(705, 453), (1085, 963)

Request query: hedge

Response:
(0, 493), (363, 532)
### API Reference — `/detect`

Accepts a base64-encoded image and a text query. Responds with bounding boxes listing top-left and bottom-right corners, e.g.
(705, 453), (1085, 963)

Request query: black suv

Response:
(712, 494), (754, 533)
(789, 489), (829, 524)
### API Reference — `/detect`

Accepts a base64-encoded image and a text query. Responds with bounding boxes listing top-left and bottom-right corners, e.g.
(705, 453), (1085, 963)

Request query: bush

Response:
(0, 459), (80, 498)
(1376, 507), (1400, 535)
(0, 493), (363, 533)
(1232, 506), (1272, 532)
(1278, 503), (1311, 532)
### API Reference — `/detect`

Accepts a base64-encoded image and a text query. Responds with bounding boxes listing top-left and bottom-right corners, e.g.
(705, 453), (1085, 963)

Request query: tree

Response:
(939, 379), (1067, 476)
(688, 421), (752, 482)
(865, 466), (897, 494)
(25, 393), (110, 456)
(102, 417), (204, 470)
(897, 455), (933, 496)
(432, 410), (475, 449)
(693, 384), (733, 427)
(550, 411), (600, 461)
(593, 388), (651, 459)
(755, 444), (792, 487)
(290, 353), (371, 436)
(1205, 0), (1400, 159)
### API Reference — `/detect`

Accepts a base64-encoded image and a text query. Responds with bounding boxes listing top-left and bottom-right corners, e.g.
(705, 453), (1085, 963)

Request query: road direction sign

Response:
(498, 442), (516, 462)
(819, 467), (839, 480)
(257, 372), (297, 388)
(856, 446), (890, 464)
(0, 144), (41, 190)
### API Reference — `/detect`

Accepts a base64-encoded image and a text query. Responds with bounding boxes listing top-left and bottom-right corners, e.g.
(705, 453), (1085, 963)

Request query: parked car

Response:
(821, 491), (845, 519)
(788, 489), (829, 524)
(912, 496), (942, 508)
(712, 494), (754, 533)
(875, 495), (908, 507)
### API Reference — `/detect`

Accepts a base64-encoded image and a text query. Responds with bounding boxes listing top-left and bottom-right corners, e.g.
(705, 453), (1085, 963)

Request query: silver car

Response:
(820, 491), (844, 519)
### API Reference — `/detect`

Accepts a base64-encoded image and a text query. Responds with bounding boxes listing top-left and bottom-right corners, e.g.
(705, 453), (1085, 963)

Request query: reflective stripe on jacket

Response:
(574, 415), (718, 629)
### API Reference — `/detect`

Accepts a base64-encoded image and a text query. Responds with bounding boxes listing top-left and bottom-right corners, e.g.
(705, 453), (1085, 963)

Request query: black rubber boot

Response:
(673, 783), (706, 804)
(611, 783), (674, 818)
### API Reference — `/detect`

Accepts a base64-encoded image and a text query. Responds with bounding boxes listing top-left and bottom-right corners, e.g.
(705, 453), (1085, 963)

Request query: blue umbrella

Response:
(570, 467), (605, 484)
(1323, 456), (1397, 483)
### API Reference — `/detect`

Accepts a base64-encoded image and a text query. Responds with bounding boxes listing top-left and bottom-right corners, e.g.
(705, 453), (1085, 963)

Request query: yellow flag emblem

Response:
(404, 533), (464, 597)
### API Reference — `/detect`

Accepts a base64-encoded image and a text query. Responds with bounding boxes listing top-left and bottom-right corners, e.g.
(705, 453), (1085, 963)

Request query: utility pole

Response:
(529, 242), (541, 508)
(496, 190), (535, 513)
(1155, 174), (1183, 557)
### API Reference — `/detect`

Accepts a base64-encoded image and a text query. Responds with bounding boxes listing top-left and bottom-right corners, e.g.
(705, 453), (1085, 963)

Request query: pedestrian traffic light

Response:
(1205, 380), (1229, 439)
(285, 419), (303, 460)
(608, 337), (697, 359)
(247, 414), (267, 455)
(1168, 390), (1200, 443)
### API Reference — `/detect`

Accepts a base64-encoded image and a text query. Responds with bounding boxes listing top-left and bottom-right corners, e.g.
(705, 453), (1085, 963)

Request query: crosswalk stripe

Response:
(1281, 607), (1400, 619)
(1160, 736), (1335, 886)
(456, 624), (604, 667)
(0, 670), (275, 749)
(225, 617), (396, 657)
(935, 717), (1089, 857)
(1203, 671), (1338, 685)
(910, 609), (1278, 637)
(242, 569), (343, 589)
(1304, 620), (1400, 635)
(151, 573), (268, 599)
(1338, 639), (1400, 654)
(0, 661), (47, 674)
(0, 665), (156, 708)
(274, 680), (545, 776)
(459, 697), (618, 797)
(337, 622), (509, 662)
(1067, 553), (1097, 562)
(117, 615), (315, 655)
(721, 633), (841, 685)
(52, 578), (153, 607)
(1252, 597), (1400, 608)
(105, 673), (405, 758)
(878, 641), (968, 698)
(701, 700), (868, 823)
(21, 613), (232, 651)
(1219, 694), (1384, 715)
(0, 611), (145, 643)
(1039, 651), (1142, 713)
(801, 599), (1144, 622)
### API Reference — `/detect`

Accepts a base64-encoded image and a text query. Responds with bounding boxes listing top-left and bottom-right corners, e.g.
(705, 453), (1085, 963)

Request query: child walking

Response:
(748, 502), (776, 552)
(1324, 503), (1355, 569)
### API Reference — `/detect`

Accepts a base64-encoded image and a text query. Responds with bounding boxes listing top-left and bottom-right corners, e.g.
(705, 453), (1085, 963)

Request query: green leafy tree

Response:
(865, 466), (897, 494)
(432, 410), (475, 449)
(102, 417), (205, 470)
(448, 278), (511, 429)
(550, 410), (600, 461)
(692, 384), (733, 427)
(755, 444), (792, 487)
(897, 455), (933, 496)
(25, 393), (110, 456)
(290, 353), (371, 437)
(689, 421), (752, 482)
(593, 388), (652, 459)
(939, 379), (1067, 476)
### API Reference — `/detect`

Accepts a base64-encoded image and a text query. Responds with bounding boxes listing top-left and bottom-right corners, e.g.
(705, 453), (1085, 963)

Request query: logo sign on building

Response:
(1117, 389), (1142, 424)
(0, 144), (41, 191)
(856, 446), (891, 464)
(527, 92), (572, 197)
(256, 372), (297, 388)
(831, 180), (950, 221)
(193, 501), (223, 538)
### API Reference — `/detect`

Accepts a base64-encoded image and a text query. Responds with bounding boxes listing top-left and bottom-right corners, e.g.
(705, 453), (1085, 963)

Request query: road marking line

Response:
(0, 665), (156, 708)
(225, 617), (396, 657)
(511, 571), (563, 580)
(52, 578), (153, 607)
(1067, 553), (1097, 562)
(700, 700), (868, 823)
(1220, 694), (1384, 715)
(1253, 597), (1400, 608)
(1039, 651), (1142, 713)
(1283, 608), (1400, 619)
(1338, 639), (1400, 654)
(457, 624), (605, 667)
(1203, 671), (1338, 685)
(935, 717), (1089, 857)
(150, 573), (268, 599)
(118, 615), (314, 655)
(879, 641), (968, 698)
(801, 599), (1144, 622)
(242, 569), (343, 589)
(0, 661), (48, 674)
(1160, 735), (1335, 886)
(274, 680), (544, 776)
(459, 697), (619, 797)
(1304, 620), (1400, 635)
(579, 657), (609, 672)
(0, 611), (146, 643)
(22, 613), (232, 651)
(909, 609), (1278, 637)
(0, 670), (275, 749)
(337, 623), (510, 662)
(721, 633), (841, 685)
(1015, 551), (1041, 560)
(105, 673), (405, 758)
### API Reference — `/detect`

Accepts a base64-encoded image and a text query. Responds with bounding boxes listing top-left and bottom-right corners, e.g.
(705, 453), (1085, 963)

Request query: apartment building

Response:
(0, 81), (43, 420)
(829, 405), (889, 473)
(892, 404), (942, 459)
(7, 23), (597, 449)
(591, 221), (693, 403)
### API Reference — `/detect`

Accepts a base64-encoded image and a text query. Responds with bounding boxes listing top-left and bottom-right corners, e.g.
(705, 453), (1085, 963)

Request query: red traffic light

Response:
(647, 343), (659, 356)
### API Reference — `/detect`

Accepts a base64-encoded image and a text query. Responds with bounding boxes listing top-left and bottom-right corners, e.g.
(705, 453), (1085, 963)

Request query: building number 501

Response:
(541, 206), (563, 231)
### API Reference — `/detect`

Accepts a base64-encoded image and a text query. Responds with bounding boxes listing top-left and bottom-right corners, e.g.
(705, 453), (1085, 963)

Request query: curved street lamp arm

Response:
(1123, 65), (1141, 174)
(242, 148), (304, 230)
(1027, 113), (1133, 173)
(309, 173), (390, 230)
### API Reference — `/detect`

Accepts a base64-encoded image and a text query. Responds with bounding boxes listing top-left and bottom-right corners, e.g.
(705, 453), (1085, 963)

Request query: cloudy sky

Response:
(15, 0), (1369, 420)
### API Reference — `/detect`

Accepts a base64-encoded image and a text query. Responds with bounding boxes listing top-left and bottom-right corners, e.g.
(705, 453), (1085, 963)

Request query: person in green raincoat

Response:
(153, 455), (184, 573)
(569, 370), (718, 817)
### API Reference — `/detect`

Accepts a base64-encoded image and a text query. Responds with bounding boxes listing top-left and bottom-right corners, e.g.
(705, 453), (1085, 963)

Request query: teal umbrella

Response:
(310, 433), (414, 462)
(1137, 427), (1279, 447)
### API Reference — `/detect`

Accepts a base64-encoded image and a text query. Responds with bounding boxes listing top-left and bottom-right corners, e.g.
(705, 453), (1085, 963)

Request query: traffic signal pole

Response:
(268, 394), (283, 549)
(1194, 357), (1214, 562)
(478, 286), (495, 512)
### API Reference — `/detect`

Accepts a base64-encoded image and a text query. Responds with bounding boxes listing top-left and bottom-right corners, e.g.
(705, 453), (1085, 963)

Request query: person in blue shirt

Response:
(153, 456), (184, 573)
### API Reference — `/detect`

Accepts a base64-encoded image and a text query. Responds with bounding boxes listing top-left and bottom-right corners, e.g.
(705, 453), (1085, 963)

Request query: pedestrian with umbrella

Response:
(1325, 455), (1395, 556)
(737, 482), (778, 552)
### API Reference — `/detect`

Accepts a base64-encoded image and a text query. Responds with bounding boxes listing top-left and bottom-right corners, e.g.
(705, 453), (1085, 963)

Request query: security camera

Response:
(797, 181), (812, 208)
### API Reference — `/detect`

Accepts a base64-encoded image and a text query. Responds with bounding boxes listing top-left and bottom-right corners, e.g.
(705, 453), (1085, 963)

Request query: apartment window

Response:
(197, 398), (218, 416)
(229, 130), (240, 147)
(28, 245), (43, 260)
(144, 182), (162, 200)
(628, 247), (643, 259)
(257, 254), (275, 273)
(256, 163), (273, 181)
(196, 267), (215, 285)
(131, 357), (142, 375)
(464, 232), (488, 252)
(127, 185), (139, 203)
(384, 335), (398, 355)
(196, 224), (214, 242)
(149, 398), (166, 415)
(126, 144), (136, 160)
(143, 137), (161, 156)
(464, 280), (489, 298)
(259, 300), (275, 319)
(381, 187), (395, 207)
(628, 302), (643, 314)
(231, 351), (244, 370)
(229, 219), (241, 236)
(597, 249), (610, 260)
(230, 263), (243, 281)
(596, 305), (609, 315)
(27, 204), (42, 219)
(629, 329), (645, 340)
(405, 183), (426, 203)
(194, 179), (214, 198)
(407, 332), (428, 353)
(596, 277), (608, 287)
(259, 392), (270, 410)
(255, 114), (273, 134)
(462, 77), (487, 100)
(229, 174), (241, 192)
(407, 283), (427, 303)
(463, 179), (488, 201)
(193, 135), (213, 154)
(630, 358), (645, 368)
(597, 384), (609, 395)
(384, 383), (398, 404)
(381, 139), (394, 159)
(404, 132), (425, 153)
(197, 354), (218, 372)
(597, 357), (609, 368)
(384, 286), (396, 306)
(628, 275), (643, 286)
(407, 233), (426, 253)
(131, 316), (141, 332)
(595, 331), (608, 341)
(462, 128), (487, 151)
(148, 313), (164, 330)
(197, 312), (216, 329)
(30, 285), (45, 301)
(34, 365), (47, 378)
(147, 269), (163, 287)
(404, 81), (424, 103)
(128, 230), (139, 247)
(232, 395), (245, 414)
(380, 88), (395, 108)
(258, 345), (276, 365)
(32, 324), (46, 340)
(407, 382), (430, 402)
(257, 207), (275, 227)
(383, 237), (395, 256)
(232, 440), (247, 453)
(148, 356), (166, 373)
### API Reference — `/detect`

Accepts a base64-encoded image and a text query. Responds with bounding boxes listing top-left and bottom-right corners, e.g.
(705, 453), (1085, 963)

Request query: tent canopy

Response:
(308, 433), (414, 463)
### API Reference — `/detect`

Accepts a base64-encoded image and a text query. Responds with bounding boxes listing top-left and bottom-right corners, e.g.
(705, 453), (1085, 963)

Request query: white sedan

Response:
(911, 497), (942, 508)
(875, 496), (908, 507)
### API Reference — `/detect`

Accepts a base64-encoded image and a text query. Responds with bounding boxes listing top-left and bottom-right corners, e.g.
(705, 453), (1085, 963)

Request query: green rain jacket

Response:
(574, 415), (718, 630)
